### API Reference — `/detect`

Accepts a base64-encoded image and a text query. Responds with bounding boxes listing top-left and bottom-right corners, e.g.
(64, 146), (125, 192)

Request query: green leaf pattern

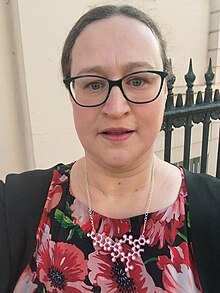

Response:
(54, 207), (85, 240)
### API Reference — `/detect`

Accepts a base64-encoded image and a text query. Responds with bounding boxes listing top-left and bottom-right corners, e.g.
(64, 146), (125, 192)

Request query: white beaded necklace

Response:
(85, 161), (154, 276)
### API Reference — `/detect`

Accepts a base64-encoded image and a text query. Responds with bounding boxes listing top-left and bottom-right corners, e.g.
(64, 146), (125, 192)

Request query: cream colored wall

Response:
(1, 0), (219, 179)
(208, 0), (220, 85)
(0, 0), (35, 180)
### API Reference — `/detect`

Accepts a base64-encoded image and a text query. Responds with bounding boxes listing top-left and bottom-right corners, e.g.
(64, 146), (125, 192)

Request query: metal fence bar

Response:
(183, 59), (195, 169)
(164, 121), (172, 163)
(200, 59), (215, 173)
(164, 59), (175, 163)
(200, 113), (211, 173)
(183, 116), (192, 169)
(163, 58), (220, 177)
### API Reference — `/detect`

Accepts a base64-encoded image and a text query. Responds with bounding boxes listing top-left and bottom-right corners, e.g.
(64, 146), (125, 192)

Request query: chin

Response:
(98, 151), (141, 171)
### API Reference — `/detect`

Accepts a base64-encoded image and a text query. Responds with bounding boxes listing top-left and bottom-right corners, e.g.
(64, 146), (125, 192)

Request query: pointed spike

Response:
(165, 96), (174, 110)
(196, 91), (203, 104)
(185, 59), (196, 84)
(167, 59), (176, 91)
(185, 59), (195, 106)
(166, 59), (175, 110)
(205, 58), (215, 84)
(189, 58), (193, 72)
(208, 57), (212, 70)
(214, 89), (220, 101)
(176, 93), (183, 107)
(204, 58), (215, 102)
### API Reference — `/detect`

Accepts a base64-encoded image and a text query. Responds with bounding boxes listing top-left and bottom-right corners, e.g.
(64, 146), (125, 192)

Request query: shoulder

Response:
(3, 165), (58, 210)
(0, 163), (65, 292)
(2, 163), (69, 224)
(183, 169), (220, 256)
(182, 170), (220, 291)
(183, 168), (220, 248)
(4, 163), (60, 190)
(183, 168), (220, 198)
(4, 162), (71, 190)
(183, 168), (220, 217)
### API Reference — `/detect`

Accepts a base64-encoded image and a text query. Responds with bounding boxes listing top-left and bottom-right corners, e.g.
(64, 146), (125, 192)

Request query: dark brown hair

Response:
(61, 5), (169, 80)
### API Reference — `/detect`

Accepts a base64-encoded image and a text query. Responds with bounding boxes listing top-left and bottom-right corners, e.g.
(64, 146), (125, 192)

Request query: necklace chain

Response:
(85, 160), (154, 234)
(85, 160), (154, 276)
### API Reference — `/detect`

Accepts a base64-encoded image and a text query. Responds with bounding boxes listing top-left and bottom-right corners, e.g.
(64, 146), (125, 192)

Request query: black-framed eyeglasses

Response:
(63, 70), (168, 107)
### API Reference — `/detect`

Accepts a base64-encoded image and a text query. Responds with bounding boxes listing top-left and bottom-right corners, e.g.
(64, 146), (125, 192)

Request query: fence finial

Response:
(184, 58), (196, 106)
(166, 59), (176, 110)
(214, 89), (220, 102)
(204, 58), (215, 102)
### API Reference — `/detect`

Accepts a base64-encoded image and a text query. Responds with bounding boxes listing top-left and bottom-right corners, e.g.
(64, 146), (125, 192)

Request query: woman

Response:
(1, 4), (220, 293)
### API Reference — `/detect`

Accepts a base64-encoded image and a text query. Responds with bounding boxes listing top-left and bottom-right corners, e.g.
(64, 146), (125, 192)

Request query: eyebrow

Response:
(75, 61), (155, 76)
(124, 61), (155, 71)
(76, 66), (105, 75)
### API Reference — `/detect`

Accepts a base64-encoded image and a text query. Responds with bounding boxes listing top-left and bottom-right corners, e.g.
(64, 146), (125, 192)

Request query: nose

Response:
(101, 85), (131, 118)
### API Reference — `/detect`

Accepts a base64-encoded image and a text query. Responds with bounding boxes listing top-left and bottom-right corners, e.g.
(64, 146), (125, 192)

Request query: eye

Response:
(125, 75), (147, 88)
(89, 82), (103, 91)
(124, 72), (154, 89)
(130, 78), (143, 87)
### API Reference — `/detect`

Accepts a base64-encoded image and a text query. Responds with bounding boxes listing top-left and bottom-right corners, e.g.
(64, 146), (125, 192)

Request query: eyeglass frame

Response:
(63, 70), (168, 107)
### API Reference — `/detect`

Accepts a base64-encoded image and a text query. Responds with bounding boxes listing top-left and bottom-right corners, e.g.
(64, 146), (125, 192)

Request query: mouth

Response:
(100, 127), (134, 134)
(99, 128), (134, 142)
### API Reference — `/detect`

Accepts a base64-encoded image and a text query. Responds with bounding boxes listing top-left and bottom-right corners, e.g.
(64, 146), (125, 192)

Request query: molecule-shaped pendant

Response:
(87, 230), (150, 275)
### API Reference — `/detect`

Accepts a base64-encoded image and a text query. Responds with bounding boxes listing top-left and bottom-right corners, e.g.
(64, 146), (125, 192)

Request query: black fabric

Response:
(184, 169), (220, 293)
(0, 166), (55, 293)
(0, 181), (11, 292)
(0, 165), (220, 293)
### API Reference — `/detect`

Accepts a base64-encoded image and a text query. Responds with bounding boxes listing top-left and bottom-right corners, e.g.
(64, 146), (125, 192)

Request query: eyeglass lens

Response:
(69, 72), (164, 106)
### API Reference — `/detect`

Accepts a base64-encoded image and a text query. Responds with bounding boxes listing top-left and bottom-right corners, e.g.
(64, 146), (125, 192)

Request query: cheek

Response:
(139, 97), (165, 128)
(73, 109), (87, 136)
(72, 105), (98, 141)
(154, 93), (166, 121)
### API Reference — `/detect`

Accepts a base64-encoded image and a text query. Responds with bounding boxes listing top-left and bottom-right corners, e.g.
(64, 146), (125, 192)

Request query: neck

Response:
(82, 154), (154, 199)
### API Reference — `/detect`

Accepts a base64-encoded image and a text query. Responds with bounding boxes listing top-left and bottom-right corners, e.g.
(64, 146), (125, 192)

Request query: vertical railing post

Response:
(164, 59), (176, 162)
(183, 59), (195, 169)
(200, 59), (215, 173)
(213, 89), (220, 177)
(163, 58), (220, 176)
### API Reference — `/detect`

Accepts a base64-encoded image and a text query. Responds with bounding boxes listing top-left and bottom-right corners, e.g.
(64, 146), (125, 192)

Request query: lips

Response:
(99, 128), (134, 142)
(100, 127), (133, 134)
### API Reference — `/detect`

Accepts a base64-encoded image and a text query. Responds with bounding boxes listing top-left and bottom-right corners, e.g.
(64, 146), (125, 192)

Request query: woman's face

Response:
(70, 16), (167, 171)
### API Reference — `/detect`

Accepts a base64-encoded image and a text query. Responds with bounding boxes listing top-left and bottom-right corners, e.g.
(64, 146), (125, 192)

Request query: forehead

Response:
(71, 15), (162, 76)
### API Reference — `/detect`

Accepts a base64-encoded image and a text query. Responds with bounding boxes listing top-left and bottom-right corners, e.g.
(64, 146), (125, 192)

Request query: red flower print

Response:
(35, 223), (52, 252)
(157, 242), (202, 292)
(143, 184), (187, 249)
(45, 169), (68, 213)
(13, 265), (37, 293)
(88, 245), (164, 293)
(70, 199), (91, 232)
(36, 240), (92, 292)
(70, 199), (130, 237)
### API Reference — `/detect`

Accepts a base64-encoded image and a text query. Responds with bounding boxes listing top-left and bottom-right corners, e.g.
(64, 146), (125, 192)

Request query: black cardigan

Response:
(0, 165), (220, 293)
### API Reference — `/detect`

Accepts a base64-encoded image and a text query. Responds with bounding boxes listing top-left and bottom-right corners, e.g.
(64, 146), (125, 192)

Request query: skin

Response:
(69, 16), (181, 218)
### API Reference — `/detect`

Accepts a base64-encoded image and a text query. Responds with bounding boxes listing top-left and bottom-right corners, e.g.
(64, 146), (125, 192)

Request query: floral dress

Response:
(14, 163), (203, 293)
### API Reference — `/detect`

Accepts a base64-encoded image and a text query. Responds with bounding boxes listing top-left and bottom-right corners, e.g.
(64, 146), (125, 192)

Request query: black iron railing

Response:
(163, 59), (220, 178)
